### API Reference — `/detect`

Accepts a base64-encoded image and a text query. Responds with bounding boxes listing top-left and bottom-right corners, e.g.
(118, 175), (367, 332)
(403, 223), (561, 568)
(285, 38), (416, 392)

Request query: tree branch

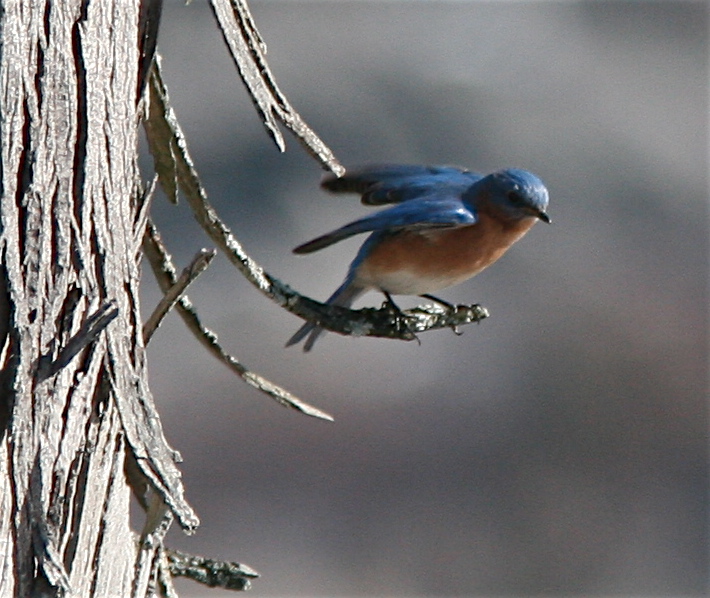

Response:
(142, 247), (216, 345)
(142, 220), (334, 422)
(208, 0), (344, 175)
(165, 548), (259, 592)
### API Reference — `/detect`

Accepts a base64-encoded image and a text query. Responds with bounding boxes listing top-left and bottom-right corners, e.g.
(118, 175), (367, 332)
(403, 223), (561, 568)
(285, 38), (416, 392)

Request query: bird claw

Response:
(419, 293), (455, 310)
(380, 292), (422, 343)
(382, 292), (405, 316)
(419, 296), (466, 337)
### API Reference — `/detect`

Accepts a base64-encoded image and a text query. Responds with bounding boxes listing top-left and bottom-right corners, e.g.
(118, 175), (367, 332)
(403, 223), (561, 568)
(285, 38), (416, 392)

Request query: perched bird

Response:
(287, 164), (550, 351)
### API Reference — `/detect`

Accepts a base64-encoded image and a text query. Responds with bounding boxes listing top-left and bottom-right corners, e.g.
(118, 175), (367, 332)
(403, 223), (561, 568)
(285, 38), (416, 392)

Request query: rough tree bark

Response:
(0, 1), (490, 595)
(0, 2), (196, 596)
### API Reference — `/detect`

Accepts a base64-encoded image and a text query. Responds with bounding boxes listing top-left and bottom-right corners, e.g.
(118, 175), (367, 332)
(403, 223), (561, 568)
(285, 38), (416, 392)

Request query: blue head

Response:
(467, 168), (550, 223)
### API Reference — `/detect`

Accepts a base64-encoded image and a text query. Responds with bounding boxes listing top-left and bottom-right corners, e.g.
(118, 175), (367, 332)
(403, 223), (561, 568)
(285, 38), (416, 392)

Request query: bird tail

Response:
(286, 280), (365, 352)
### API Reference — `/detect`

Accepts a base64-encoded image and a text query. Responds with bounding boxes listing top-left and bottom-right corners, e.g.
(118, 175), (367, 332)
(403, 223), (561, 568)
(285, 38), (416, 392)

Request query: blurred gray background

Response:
(143, 1), (707, 596)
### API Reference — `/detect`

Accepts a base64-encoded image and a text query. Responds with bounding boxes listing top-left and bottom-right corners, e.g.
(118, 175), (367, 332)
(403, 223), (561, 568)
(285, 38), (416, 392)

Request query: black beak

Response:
(537, 210), (551, 224)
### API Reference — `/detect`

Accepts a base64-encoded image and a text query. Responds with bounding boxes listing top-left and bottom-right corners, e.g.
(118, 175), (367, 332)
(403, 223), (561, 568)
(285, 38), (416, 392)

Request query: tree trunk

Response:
(0, 2), (194, 596)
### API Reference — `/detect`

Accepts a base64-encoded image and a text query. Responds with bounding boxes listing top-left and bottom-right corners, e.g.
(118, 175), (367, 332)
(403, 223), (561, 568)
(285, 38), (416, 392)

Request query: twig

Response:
(208, 0), (344, 175)
(143, 61), (489, 346)
(165, 548), (259, 592)
(142, 221), (334, 422)
(142, 246), (216, 345)
(38, 301), (119, 382)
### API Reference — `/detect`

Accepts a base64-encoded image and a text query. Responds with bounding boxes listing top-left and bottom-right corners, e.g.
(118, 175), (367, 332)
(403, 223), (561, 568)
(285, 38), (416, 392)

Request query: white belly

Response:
(354, 264), (475, 296)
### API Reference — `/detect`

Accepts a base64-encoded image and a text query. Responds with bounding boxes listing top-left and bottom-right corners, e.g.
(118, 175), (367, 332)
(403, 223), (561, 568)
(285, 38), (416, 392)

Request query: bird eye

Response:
(507, 191), (525, 206)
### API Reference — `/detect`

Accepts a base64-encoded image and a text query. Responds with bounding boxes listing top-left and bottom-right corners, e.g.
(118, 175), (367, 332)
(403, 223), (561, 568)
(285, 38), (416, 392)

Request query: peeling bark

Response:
(0, 2), (194, 596)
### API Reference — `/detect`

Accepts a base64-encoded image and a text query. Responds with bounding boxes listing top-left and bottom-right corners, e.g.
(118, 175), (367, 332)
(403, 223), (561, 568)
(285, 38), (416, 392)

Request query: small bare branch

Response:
(208, 0), (344, 175)
(142, 246), (216, 345)
(143, 221), (334, 422)
(165, 547), (259, 592)
(38, 301), (119, 382)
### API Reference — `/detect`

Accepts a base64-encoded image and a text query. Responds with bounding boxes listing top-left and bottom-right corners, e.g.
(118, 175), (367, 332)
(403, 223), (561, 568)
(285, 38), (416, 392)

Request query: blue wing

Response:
(322, 164), (483, 205)
(293, 195), (477, 254)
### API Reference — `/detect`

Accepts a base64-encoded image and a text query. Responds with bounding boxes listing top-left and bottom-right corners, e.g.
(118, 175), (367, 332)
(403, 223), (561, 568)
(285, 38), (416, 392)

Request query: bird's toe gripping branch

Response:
(281, 284), (489, 343)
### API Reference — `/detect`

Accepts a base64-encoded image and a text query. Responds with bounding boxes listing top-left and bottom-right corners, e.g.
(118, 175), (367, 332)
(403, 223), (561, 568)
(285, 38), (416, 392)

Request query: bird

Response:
(286, 164), (550, 351)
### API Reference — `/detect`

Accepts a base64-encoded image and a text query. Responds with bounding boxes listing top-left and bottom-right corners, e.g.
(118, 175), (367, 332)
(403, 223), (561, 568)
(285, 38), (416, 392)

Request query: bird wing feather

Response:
(293, 196), (477, 254)
(321, 164), (483, 205)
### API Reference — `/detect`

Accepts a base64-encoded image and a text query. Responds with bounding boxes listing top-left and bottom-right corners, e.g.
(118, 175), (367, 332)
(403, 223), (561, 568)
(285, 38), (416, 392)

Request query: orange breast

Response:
(355, 212), (537, 294)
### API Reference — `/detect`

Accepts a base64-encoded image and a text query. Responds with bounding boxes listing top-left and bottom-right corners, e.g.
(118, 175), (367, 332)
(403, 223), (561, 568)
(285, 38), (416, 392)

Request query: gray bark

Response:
(0, 2), (195, 596)
(0, 0), (482, 594)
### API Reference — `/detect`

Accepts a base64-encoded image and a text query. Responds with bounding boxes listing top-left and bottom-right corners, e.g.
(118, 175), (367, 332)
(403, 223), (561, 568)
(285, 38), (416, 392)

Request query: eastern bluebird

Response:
(287, 165), (550, 351)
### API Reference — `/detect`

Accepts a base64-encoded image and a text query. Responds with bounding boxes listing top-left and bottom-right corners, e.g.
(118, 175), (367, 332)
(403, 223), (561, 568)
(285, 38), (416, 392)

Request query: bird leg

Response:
(382, 292), (421, 345)
(382, 291), (405, 316)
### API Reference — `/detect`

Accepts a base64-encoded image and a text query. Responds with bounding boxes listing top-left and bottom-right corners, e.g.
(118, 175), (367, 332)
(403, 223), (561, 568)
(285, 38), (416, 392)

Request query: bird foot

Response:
(419, 293), (455, 310)
(381, 292), (420, 344)
(419, 293), (465, 336)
